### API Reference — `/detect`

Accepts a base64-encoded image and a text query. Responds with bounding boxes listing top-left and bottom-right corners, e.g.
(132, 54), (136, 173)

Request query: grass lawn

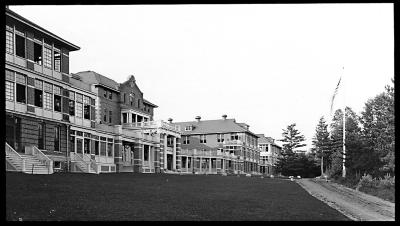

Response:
(6, 172), (349, 221)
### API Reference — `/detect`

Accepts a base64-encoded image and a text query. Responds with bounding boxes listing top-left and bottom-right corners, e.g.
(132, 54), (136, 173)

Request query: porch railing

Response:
(32, 146), (53, 174)
(5, 142), (25, 172)
(82, 154), (99, 174)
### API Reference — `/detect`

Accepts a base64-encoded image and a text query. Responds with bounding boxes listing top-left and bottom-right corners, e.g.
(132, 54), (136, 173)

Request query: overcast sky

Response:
(10, 4), (394, 149)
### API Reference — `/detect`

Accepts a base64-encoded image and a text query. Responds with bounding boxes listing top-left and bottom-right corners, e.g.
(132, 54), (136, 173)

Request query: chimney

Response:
(222, 114), (227, 120)
(246, 125), (250, 130)
(168, 118), (173, 123)
(195, 116), (201, 122)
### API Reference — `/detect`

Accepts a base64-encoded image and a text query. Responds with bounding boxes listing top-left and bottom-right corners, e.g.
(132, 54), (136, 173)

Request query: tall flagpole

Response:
(342, 66), (346, 178)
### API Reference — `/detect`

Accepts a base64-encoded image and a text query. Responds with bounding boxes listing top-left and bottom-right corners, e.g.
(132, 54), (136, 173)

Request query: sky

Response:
(9, 4), (394, 150)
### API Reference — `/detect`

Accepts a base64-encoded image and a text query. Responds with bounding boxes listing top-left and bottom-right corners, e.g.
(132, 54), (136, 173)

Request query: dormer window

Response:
(185, 126), (193, 131)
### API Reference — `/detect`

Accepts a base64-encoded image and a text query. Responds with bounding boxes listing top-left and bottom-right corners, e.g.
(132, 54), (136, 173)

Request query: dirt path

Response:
(296, 178), (395, 221)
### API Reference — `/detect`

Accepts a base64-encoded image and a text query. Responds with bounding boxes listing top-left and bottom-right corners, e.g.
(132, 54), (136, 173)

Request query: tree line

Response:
(276, 79), (394, 178)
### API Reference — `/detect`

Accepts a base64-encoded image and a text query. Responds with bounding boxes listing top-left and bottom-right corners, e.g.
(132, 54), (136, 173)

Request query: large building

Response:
(5, 8), (181, 174)
(257, 134), (282, 175)
(173, 115), (261, 175)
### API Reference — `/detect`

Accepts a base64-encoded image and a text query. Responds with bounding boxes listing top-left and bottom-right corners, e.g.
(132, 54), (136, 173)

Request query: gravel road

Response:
(297, 178), (395, 221)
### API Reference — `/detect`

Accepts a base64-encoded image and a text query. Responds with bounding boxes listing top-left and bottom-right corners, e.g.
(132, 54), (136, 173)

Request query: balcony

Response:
(223, 140), (243, 145)
(122, 120), (181, 133)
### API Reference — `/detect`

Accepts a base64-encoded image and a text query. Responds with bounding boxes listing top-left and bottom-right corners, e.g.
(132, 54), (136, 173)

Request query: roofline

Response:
(94, 84), (120, 93)
(143, 99), (158, 108)
(6, 8), (80, 51)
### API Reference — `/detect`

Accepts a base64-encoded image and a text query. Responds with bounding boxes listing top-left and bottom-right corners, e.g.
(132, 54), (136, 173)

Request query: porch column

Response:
(209, 158), (212, 173)
(164, 134), (167, 170)
(186, 156), (189, 172)
(172, 137), (176, 170)
(135, 114), (138, 125)
(200, 157), (202, 173)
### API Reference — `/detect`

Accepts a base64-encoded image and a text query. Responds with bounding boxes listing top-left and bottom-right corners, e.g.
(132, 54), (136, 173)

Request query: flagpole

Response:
(342, 66), (346, 178)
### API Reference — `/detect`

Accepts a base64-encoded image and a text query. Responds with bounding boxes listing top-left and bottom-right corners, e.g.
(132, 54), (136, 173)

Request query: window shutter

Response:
(27, 86), (35, 105)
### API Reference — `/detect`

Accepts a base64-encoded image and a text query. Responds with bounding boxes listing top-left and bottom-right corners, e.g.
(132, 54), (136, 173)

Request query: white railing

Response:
(71, 152), (90, 173)
(6, 143), (26, 171)
(32, 146), (53, 174)
(82, 154), (99, 174)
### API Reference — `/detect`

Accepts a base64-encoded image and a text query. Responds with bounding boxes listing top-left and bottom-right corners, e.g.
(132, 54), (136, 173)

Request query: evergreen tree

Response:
(311, 116), (331, 176)
(279, 123), (306, 157)
(360, 79), (395, 174)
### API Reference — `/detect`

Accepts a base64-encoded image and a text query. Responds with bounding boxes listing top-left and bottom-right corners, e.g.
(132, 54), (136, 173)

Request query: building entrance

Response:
(167, 154), (173, 170)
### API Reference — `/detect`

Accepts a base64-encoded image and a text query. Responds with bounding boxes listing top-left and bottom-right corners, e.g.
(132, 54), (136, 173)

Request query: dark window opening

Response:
(16, 84), (26, 103)
(38, 123), (45, 149)
(34, 42), (42, 65)
(104, 90), (107, 98)
(109, 111), (112, 123)
(54, 126), (60, 152)
(84, 104), (90, 120)
(34, 89), (43, 107)
(69, 100), (75, 116)
(15, 35), (25, 58)
(94, 141), (99, 155)
(54, 50), (61, 72)
(144, 147), (149, 161)
(103, 109), (107, 123)
(54, 95), (61, 112)
(122, 113), (127, 123)
(84, 138), (90, 154)
(108, 92), (112, 100)
(53, 161), (61, 169)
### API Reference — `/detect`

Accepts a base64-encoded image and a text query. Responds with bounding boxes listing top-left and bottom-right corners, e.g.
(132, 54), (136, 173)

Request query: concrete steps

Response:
(6, 153), (51, 174)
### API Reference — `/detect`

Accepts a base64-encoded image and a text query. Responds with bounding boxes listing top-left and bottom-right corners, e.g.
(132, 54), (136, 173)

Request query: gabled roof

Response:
(256, 134), (281, 148)
(6, 8), (80, 51)
(74, 71), (120, 92)
(173, 118), (259, 137)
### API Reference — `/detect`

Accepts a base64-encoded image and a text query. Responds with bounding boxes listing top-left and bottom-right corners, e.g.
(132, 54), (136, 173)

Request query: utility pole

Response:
(342, 66), (346, 178)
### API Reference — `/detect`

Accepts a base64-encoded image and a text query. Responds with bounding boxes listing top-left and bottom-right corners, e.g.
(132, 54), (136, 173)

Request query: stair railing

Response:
(82, 154), (99, 174)
(5, 143), (26, 172)
(72, 153), (90, 173)
(32, 146), (53, 174)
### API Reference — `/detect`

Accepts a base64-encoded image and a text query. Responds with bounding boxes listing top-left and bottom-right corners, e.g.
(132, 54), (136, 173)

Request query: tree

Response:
(360, 79), (395, 174)
(279, 123), (306, 157)
(329, 107), (380, 178)
(311, 116), (331, 176)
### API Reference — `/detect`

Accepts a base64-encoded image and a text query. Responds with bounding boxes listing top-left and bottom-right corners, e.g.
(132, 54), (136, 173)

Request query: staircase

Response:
(5, 143), (53, 174)
(70, 152), (99, 174)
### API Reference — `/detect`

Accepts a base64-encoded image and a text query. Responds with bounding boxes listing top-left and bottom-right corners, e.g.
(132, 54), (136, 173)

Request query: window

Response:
(144, 146), (149, 161)
(103, 108), (107, 122)
(69, 92), (75, 116)
(217, 134), (224, 143)
(76, 138), (83, 154)
(108, 92), (112, 100)
(123, 93), (126, 103)
(84, 138), (90, 154)
(34, 42), (42, 65)
(185, 126), (192, 131)
(183, 136), (189, 145)
(104, 90), (107, 98)
(83, 96), (90, 120)
(137, 99), (141, 108)
(6, 30), (13, 54)
(200, 135), (207, 143)
(122, 113), (127, 123)
(54, 95), (61, 112)
(75, 103), (83, 118)
(38, 123), (45, 149)
(231, 133), (239, 140)
(43, 92), (52, 110)
(43, 47), (52, 69)
(94, 141), (99, 155)
(54, 49), (61, 72)
(15, 34), (25, 58)
(100, 142), (106, 156)
(34, 80), (43, 107)
(5, 81), (14, 101)
(129, 94), (134, 106)
(53, 161), (61, 169)
(107, 143), (113, 157)
(16, 74), (26, 103)
(54, 126), (60, 152)
(109, 111), (112, 123)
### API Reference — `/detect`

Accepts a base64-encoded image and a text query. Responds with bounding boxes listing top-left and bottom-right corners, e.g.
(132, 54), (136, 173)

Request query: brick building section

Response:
(133, 143), (143, 173)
